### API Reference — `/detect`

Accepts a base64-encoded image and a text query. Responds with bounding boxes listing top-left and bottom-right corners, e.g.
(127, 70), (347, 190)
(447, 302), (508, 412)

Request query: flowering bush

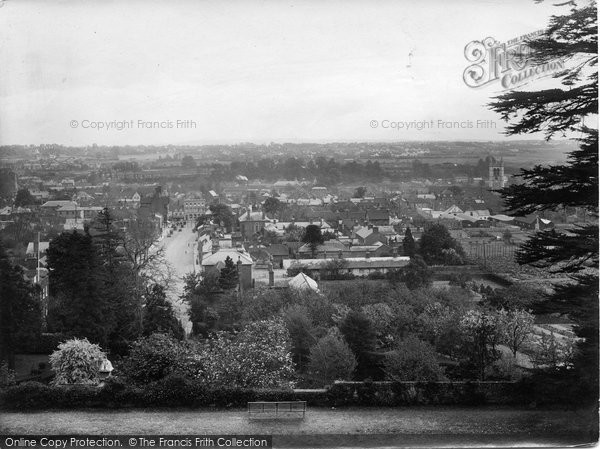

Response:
(361, 303), (395, 345)
(49, 338), (106, 385)
(197, 318), (295, 389)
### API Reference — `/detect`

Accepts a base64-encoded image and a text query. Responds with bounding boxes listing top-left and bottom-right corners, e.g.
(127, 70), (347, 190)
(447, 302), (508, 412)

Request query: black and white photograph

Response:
(0, 0), (598, 447)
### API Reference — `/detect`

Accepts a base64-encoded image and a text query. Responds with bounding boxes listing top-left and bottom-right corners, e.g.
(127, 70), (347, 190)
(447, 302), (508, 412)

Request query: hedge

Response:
(0, 377), (580, 410)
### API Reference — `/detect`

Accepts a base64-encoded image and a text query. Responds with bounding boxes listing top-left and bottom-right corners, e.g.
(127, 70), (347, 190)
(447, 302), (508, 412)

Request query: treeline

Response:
(207, 157), (384, 185)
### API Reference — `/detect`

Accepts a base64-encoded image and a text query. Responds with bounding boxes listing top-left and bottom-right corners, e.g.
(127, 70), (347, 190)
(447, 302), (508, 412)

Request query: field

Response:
(1, 406), (597, 448)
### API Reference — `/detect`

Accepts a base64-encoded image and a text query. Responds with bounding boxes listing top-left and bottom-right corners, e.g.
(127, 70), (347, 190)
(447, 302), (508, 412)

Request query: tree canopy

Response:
(489, 0), (598, 399)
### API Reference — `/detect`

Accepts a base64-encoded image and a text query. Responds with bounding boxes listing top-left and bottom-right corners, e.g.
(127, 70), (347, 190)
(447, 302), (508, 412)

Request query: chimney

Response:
(373, 226), (378, 233)
(365, 250), (370, 259)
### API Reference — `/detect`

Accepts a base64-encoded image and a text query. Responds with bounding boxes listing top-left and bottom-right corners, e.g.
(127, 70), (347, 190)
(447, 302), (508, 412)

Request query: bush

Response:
(144, 374), (202, 407)
(49, 338), (106, 386)
(121, 333), (198, 385)
(0, 381), (55, 409)
(384, 336), (445, 381)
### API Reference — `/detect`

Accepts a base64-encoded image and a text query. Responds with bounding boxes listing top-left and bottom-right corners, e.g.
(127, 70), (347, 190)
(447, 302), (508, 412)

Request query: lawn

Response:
(1, 405), (597, 448)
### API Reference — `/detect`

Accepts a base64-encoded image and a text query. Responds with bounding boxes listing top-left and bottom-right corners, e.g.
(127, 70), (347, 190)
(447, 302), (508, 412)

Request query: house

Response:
(366, 209), (390, 226)
(354, 226), (387, 245)
(238, 207), (270, 240)
(287, 256), (410, 279)
(298, 240), (346, 258)
(200, 248), (254, 290)
(26, 241), (50, 261)
(513, 215), (554, 231)
(40, 200), (78, 214)
(265, 244), (290, 267)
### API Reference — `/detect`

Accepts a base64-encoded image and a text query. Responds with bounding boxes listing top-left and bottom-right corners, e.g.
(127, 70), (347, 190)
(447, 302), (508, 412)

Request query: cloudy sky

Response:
(0, 0), (564, 145)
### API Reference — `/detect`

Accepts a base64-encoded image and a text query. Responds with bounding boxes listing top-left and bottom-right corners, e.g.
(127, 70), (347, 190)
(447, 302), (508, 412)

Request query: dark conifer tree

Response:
(489, 0), (598, 402)
(0, 245), (42, 369)
(143, 284), (184, 340)
(219, 256), (239, 290)
(402, 227), (416, 257)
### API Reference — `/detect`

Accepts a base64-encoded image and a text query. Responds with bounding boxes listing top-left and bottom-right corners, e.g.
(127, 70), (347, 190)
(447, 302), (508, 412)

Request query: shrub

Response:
(0, 381), (55, 409)
(121, 333), (199, 385)
(384, 335), (445, 381)
(49, 338), (106, 386)
(144, 374), (202, 407)
(308, 329), (357, 385)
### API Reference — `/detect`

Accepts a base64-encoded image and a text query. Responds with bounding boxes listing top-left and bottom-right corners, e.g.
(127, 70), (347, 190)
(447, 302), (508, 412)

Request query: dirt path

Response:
(1, 406), (596, 447)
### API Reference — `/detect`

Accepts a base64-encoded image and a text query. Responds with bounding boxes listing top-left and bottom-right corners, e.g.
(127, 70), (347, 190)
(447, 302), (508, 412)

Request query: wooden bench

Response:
(247, 401), (306, 419)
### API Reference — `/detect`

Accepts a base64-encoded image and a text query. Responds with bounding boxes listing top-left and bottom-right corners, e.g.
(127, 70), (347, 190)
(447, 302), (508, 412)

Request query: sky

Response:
(0, 0), (567, 145)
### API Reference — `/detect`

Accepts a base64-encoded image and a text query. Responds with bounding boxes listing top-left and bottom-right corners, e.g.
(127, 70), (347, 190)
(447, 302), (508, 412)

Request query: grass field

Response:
(1, 405), (597, 448)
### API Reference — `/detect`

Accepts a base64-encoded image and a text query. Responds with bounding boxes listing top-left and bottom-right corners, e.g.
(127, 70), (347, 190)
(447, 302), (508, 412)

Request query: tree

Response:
(384, 335), (445, 381)
(419, 224), (465, 265)
(488, 0), (597, 399)
(218, 256), (239, 290)
(49, 338), (106, 386)
(339, 311), (377, 379)
(207, 203), (234, 231)
(402, 227), (416, 257)
(46, 230), (113, 347)
(459, 310), (501, 380)
(263, 197), (282, 217)
(181, 271), (222, 336)
(302, 224), (324, 258)
(531, 331), (575, 371)
(360, 303), (396, 347)
(181, 155), (196, 167)
(353, 186), (367, 198)
(308, 328), (357, 385)
(283, 305), (316, 372)
(143, 284), (184, 340)
(498, 309), (534, 358)
(0, 245), (42, 369)
(401, 255), (433, 290)
(13, 188), (36, 207)
(321, 258), (350, 280)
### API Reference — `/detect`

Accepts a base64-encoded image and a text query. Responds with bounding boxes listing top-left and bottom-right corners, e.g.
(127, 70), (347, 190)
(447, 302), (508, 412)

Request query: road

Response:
(160, 225), (196, 336)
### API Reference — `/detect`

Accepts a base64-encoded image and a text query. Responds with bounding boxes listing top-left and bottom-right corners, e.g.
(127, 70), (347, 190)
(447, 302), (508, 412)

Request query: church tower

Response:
(488, 157), (505, 189)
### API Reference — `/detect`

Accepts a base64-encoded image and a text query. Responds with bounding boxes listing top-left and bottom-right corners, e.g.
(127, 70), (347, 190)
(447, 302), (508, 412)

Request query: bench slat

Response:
(247, 401), (306, 419)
